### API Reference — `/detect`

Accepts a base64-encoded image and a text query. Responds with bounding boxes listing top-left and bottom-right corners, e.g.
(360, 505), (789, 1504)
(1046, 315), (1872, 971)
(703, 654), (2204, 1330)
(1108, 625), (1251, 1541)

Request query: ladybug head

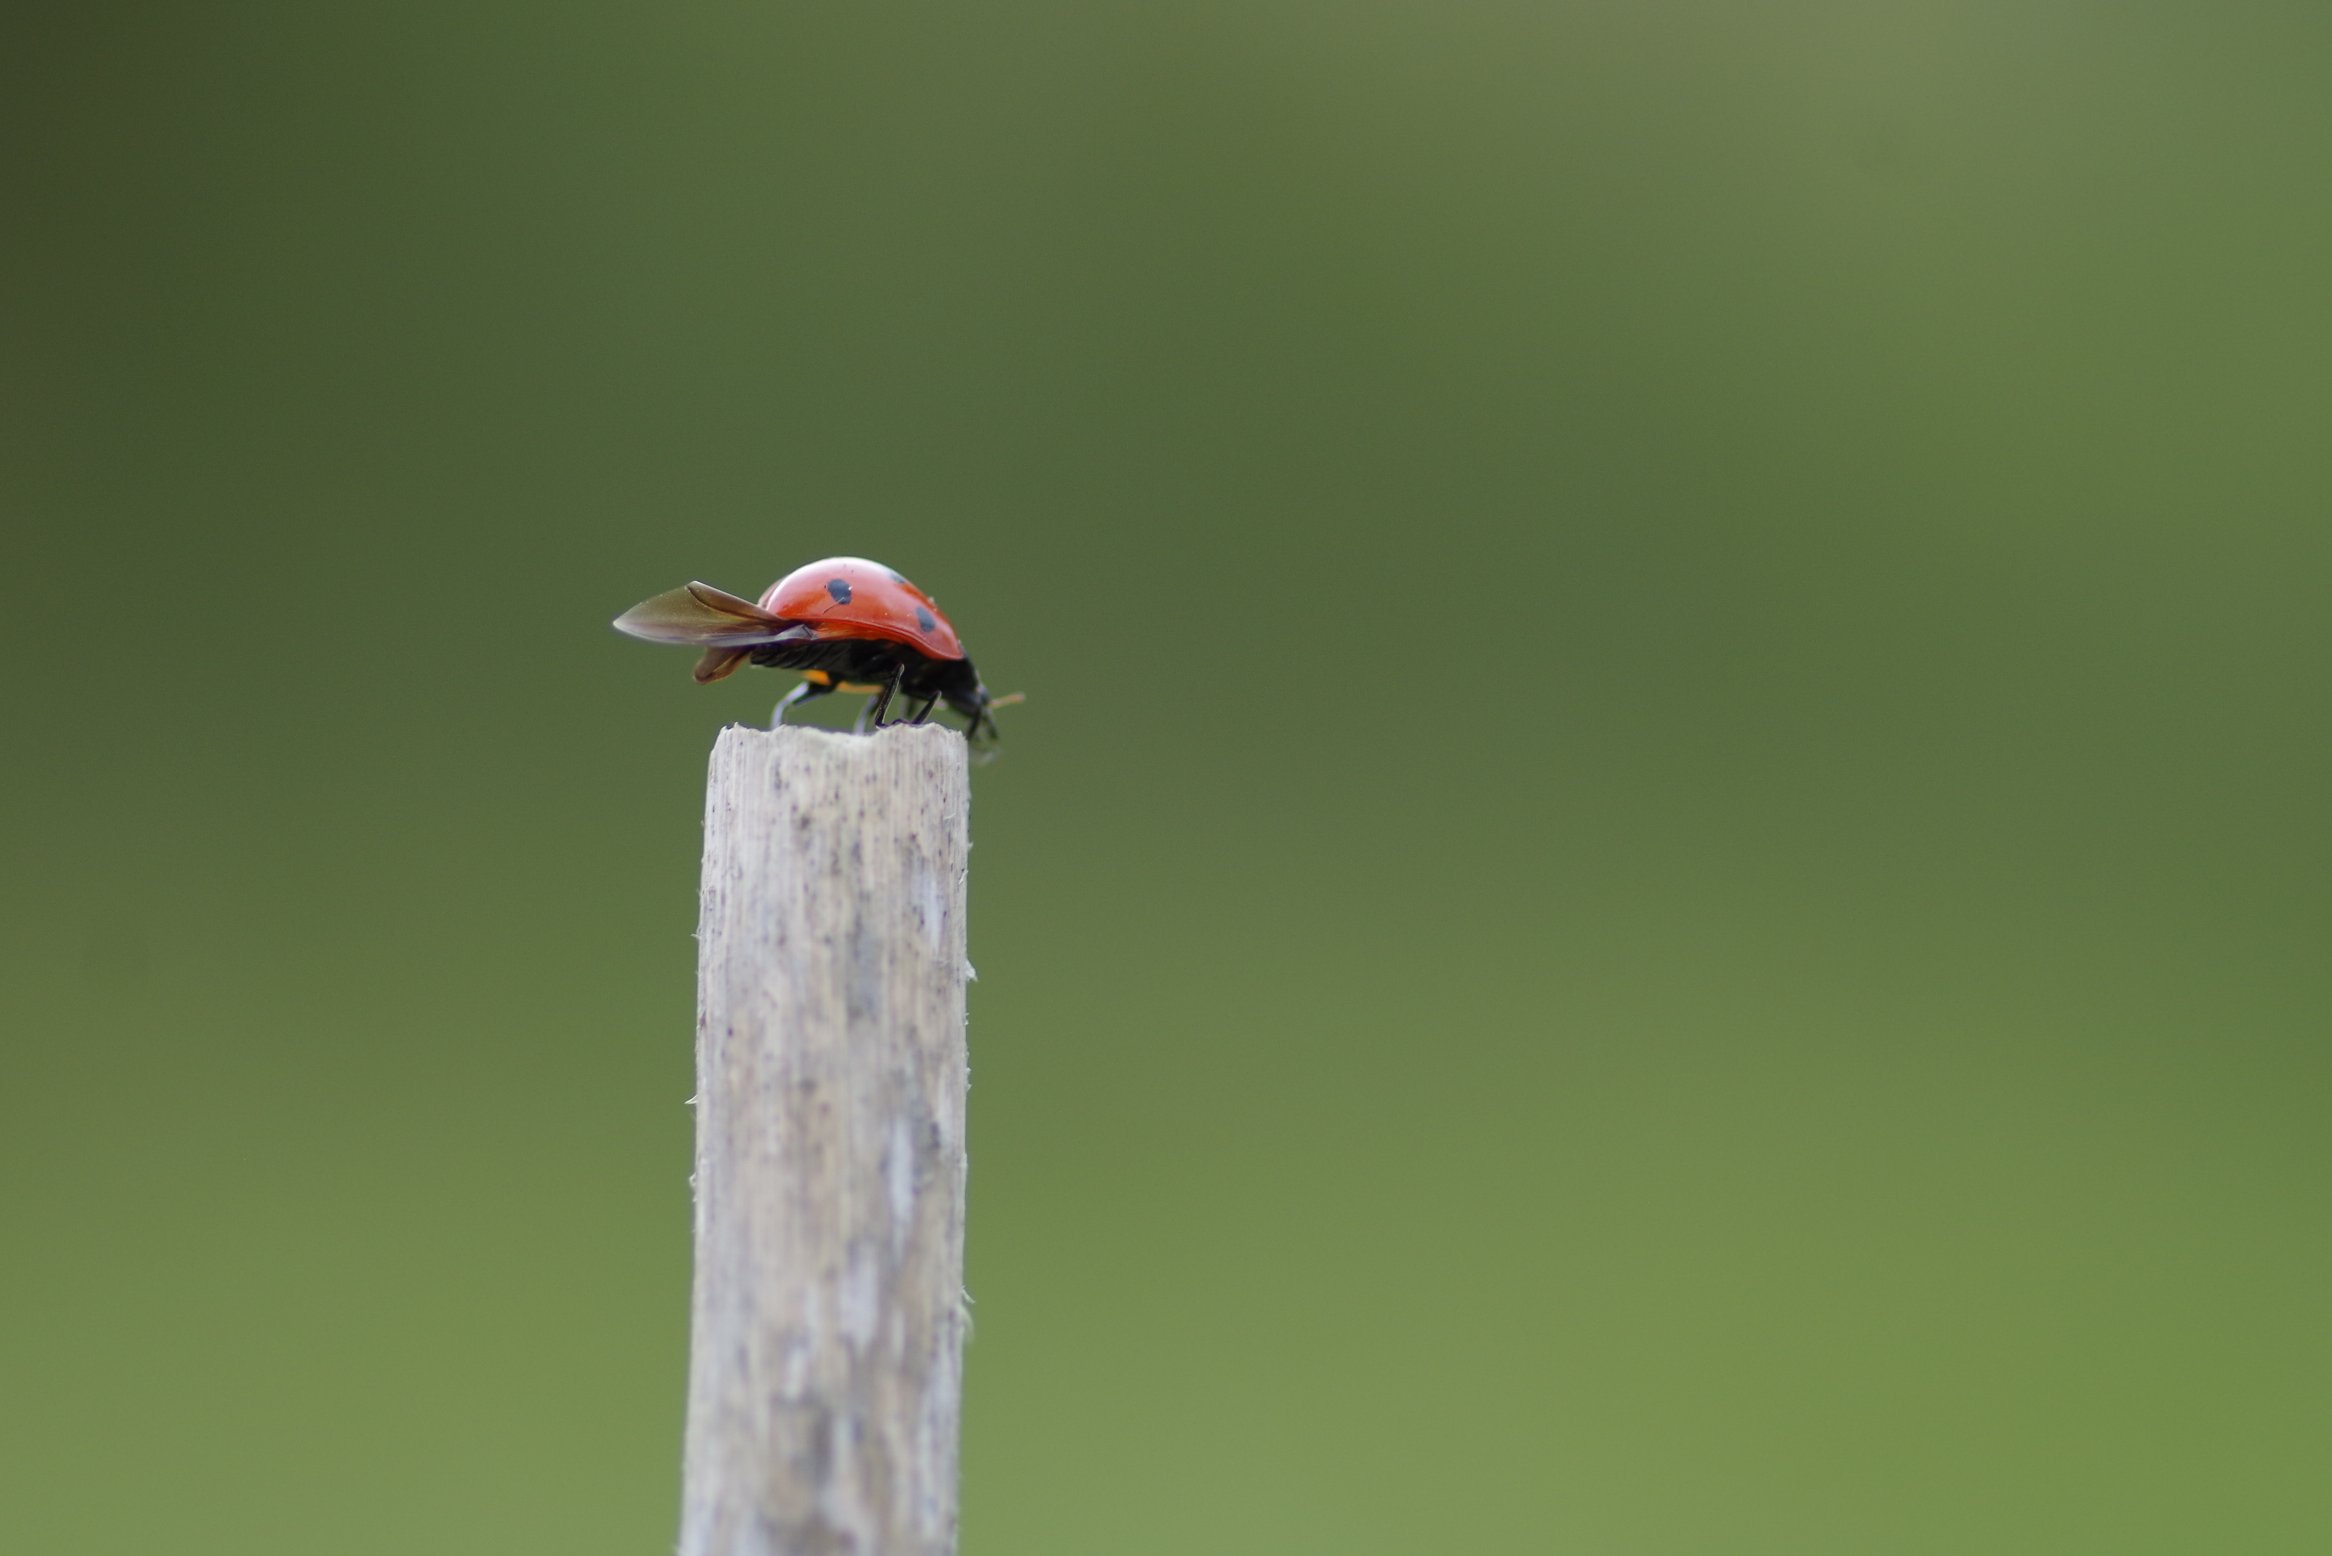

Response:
(941, 662), (1020, 744)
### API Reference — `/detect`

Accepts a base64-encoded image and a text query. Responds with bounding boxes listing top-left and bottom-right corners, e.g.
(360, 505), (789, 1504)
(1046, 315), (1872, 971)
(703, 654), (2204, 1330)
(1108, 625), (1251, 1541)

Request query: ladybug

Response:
(614, 557), (1007, 738)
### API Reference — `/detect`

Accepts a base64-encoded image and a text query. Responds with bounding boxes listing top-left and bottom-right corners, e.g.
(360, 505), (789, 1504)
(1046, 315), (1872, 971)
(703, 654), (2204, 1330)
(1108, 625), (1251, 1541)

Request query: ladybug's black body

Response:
(746, 635), (995, 739)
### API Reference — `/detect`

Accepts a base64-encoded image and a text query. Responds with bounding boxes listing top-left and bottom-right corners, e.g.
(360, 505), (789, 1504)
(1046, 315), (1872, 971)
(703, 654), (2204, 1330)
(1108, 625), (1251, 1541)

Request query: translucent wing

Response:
(692, 646), (753, 683)
(612, 582), (812, 647)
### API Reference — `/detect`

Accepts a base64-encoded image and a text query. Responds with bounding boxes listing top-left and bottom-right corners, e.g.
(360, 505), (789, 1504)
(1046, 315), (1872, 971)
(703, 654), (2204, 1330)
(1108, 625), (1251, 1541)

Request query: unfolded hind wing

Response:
(691, 646), (754, 683)
(612, 582), (814, 648)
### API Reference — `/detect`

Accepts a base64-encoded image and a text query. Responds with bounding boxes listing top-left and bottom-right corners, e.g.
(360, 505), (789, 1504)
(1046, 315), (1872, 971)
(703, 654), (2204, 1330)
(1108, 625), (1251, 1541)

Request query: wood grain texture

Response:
(681, 723), (971, 1556)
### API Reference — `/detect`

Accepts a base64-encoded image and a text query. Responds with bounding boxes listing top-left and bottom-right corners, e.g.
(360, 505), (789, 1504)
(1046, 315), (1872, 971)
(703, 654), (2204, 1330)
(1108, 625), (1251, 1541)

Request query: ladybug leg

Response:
(772, 678), (833, 728)
(857, 663), (906, 733)
(909, 694), (940, 725)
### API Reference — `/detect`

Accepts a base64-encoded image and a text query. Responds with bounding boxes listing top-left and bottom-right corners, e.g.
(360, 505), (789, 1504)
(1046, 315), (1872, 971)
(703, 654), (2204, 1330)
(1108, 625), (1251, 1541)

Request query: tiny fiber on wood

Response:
(680, 723), (971, 1556)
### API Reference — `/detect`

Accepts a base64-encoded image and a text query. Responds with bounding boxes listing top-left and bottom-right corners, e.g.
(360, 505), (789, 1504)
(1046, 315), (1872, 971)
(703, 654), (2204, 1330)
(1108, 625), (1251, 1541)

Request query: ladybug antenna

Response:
(989, 692), (1026, 710)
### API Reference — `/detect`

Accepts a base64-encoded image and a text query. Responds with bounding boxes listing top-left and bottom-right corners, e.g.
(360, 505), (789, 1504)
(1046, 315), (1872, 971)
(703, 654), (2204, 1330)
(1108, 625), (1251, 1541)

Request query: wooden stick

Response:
(680, 723), (972, 1556)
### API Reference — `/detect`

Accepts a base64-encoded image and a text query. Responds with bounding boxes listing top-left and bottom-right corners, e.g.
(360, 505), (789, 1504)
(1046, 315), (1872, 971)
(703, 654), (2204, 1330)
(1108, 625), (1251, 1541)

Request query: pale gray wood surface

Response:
(680, 724), (971, 1556)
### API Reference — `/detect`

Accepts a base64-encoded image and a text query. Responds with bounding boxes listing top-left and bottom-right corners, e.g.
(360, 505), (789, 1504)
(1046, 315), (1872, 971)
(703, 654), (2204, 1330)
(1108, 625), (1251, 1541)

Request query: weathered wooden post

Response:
(678, 723), (971, 1556)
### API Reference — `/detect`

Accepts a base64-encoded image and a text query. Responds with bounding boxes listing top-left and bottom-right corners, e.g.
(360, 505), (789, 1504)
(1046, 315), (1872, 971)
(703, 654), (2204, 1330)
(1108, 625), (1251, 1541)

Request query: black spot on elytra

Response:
(915, 607), (936, 633)
(825, 578), (852, 604)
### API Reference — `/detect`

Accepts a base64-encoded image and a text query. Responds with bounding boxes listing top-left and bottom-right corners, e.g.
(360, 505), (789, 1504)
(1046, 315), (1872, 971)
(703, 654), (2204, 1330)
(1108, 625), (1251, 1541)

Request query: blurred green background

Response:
(5, 3), (2329, 1550)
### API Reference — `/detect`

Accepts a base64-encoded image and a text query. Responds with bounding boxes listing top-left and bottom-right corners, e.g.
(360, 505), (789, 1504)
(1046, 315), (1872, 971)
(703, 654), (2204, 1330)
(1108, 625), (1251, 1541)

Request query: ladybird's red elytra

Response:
(756, 557), (967, 663)
(613, 557), (1004, 739)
